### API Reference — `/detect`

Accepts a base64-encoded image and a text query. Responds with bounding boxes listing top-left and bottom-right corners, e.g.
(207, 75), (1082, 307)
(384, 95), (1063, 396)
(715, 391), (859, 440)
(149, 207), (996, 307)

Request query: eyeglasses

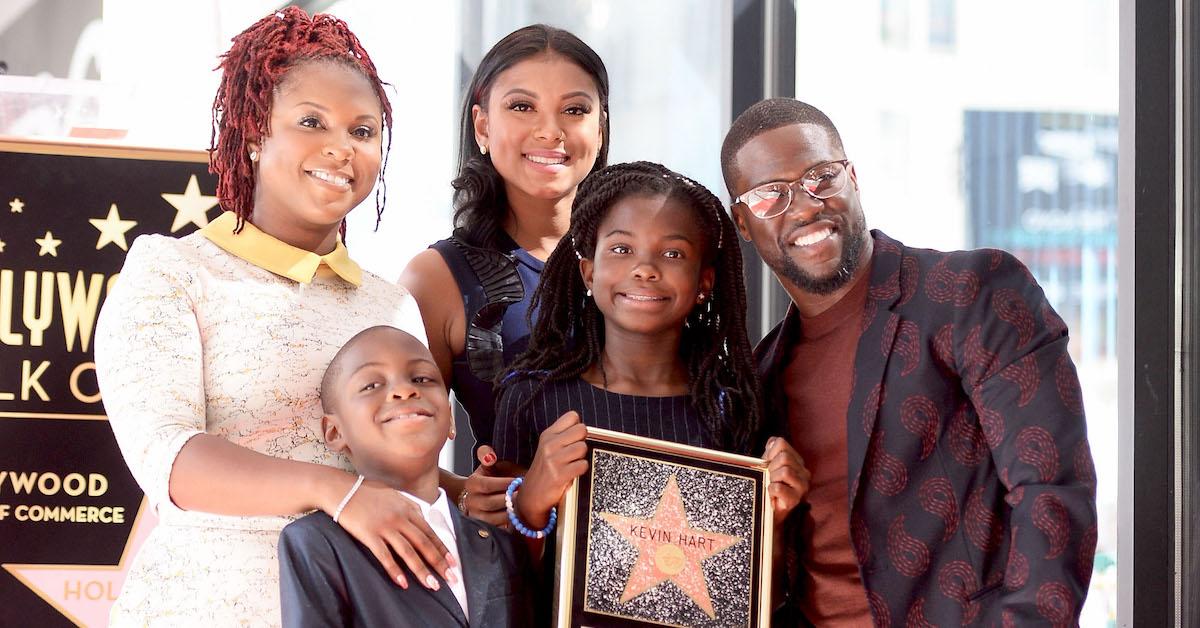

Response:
(733, 159), (852, 219)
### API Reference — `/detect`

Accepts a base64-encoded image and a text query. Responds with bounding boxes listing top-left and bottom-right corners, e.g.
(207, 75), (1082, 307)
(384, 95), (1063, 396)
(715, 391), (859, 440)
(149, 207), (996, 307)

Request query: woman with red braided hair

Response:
(94, 8), (456, 624)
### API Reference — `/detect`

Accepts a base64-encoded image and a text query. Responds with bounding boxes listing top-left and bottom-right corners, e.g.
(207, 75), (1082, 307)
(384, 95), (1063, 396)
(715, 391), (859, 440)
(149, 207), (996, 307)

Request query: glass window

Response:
(0, 0), (101, 79)
(794, 1), (1119, 623)
(929, 0), (956, 49)
(880, 0), (910, 49)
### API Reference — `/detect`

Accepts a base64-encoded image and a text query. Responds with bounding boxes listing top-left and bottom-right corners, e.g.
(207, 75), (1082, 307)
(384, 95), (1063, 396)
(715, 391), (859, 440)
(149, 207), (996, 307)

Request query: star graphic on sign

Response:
(89, 203), (138, 251)
(9, 198), (24, 213)
(35, 231), (62, 257)
(161, 174), (219, 232)
(3, 500), (157, 627)
(598, 474), (743, 618)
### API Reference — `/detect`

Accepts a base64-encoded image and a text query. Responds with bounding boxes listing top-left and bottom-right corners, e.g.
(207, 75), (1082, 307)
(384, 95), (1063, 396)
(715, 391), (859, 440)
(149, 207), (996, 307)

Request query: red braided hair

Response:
(208, 6), (393, 233)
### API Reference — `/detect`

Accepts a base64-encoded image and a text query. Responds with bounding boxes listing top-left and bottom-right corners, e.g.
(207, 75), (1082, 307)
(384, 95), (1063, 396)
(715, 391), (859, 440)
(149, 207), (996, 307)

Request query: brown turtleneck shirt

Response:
(782, 263), (873, 626)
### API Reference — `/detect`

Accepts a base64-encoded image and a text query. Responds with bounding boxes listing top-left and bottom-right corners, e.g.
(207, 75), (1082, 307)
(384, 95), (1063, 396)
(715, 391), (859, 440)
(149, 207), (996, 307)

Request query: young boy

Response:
(278, 326), (533, 627)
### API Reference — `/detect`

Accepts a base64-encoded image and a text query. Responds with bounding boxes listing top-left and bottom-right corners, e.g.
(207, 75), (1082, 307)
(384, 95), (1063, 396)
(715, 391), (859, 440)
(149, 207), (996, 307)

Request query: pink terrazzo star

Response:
(598, 474), (743, 618)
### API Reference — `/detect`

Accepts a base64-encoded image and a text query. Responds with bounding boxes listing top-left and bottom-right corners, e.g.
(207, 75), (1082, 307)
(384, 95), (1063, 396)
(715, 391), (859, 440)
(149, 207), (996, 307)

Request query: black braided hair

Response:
(498, 161), (762, 454)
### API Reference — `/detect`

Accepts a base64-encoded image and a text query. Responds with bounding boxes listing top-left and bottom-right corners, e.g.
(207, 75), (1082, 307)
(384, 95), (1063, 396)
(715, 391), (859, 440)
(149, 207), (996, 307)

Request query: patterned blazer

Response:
(758, 231), (1097, 627)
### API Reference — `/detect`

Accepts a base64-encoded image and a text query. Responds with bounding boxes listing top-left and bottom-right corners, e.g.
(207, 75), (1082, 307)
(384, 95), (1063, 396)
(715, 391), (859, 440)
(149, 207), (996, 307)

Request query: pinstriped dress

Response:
(493, 376), (722, 468)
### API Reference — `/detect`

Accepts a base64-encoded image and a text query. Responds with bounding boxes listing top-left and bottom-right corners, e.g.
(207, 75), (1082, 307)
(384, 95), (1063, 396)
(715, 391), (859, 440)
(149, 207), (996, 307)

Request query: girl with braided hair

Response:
(492, 162), (810, 612)
(94, 8), (456, 624)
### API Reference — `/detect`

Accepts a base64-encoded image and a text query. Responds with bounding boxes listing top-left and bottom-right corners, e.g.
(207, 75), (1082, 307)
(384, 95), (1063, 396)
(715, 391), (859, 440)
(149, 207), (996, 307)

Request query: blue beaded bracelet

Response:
(505, 476), (557, 539)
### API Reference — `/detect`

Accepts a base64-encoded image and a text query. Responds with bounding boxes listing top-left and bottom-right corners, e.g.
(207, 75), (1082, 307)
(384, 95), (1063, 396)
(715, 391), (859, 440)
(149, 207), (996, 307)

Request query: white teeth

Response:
(382, 412), (426, 423)
(309, 170), (350, 186)
(622, 294), (665, 302)
(525, 154), (567, 165)
(793, 227), (833, 247)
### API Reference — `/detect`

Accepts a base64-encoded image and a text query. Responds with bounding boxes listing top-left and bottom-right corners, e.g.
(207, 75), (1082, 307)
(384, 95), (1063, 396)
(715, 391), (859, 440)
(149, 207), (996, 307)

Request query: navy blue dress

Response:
(430, 234), (543, 451)
(493, 375), (721, 468)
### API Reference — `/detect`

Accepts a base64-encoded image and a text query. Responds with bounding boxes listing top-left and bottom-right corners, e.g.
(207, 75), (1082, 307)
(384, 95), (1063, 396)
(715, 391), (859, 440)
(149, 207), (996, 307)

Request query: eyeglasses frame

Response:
(731, 158), (853, 220)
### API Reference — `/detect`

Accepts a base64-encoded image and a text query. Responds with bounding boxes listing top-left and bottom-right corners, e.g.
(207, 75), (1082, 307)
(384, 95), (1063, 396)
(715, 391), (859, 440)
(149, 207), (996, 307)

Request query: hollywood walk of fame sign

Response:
(555, 428), (772, 627)
(0, 138), (218, 627)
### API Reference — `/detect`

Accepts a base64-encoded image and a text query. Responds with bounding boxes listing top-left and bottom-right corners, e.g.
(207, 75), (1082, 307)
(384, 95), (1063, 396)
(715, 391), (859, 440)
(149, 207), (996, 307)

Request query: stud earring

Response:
(697, 292), (707, 304)
(586, 288), (592, 297)
(249, 150), (258, 162)
(479, 144), (488, 156)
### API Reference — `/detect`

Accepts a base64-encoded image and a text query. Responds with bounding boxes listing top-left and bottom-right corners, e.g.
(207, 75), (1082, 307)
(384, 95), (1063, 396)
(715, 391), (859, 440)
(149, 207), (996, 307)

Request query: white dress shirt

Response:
(398, 488), (468, 616)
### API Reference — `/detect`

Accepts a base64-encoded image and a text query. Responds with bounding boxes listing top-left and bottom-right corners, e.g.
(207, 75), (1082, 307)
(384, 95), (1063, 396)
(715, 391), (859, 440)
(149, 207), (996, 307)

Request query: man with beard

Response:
(721, 98), (1097, 626)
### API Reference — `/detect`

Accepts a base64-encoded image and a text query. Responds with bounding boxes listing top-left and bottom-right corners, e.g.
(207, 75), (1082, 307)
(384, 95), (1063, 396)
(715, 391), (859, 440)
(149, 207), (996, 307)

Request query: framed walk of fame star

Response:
(554, 427), (772, 628)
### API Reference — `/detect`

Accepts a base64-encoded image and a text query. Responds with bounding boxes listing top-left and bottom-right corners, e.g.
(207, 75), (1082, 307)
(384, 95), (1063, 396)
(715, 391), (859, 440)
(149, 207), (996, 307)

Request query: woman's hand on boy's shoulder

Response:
(519, 411), (589, 527)
(335, 478), (458, 592)
(763, 436), (810, 528)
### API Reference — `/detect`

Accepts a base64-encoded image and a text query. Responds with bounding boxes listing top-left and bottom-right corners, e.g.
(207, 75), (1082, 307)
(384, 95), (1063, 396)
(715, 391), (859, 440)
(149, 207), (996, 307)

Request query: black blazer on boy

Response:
(279, 508), (534, 627)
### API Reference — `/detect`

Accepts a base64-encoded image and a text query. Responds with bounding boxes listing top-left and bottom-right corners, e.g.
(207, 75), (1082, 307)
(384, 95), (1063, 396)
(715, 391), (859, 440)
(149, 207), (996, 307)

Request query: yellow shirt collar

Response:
(200, 212), (362, 286)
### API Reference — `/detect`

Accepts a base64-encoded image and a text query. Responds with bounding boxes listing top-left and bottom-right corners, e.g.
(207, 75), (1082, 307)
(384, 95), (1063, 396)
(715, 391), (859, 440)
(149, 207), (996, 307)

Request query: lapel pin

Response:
(478, 529), (490, 539)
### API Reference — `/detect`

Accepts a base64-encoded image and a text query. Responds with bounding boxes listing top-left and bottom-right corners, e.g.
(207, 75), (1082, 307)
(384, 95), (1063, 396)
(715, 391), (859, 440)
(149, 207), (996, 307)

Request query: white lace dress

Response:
(94, 231), (426, 626)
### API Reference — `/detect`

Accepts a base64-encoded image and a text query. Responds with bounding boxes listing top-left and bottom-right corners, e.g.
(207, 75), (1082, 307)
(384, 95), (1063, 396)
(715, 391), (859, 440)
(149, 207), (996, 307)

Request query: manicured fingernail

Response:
(425, 574), (440, 590)
(445, 569), (458, 584)
(483, 452), (496, 465)
(446, 552), (459, 568)
(397, 574), (408, 589)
